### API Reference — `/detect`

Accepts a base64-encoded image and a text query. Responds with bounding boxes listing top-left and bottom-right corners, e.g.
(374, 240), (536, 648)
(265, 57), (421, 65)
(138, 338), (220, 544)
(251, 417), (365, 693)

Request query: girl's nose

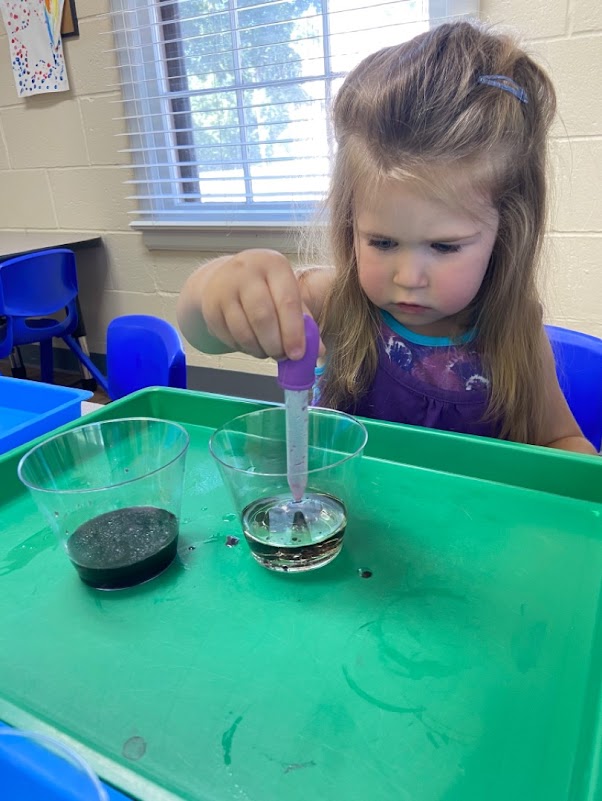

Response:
(392, 250), (428, 289)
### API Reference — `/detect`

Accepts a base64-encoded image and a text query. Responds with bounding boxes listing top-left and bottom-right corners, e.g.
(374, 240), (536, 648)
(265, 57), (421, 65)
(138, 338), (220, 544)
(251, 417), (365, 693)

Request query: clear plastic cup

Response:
(0, 727), (108, 800)
(18, 417), (189, 590)
(209, 407), (367, 572)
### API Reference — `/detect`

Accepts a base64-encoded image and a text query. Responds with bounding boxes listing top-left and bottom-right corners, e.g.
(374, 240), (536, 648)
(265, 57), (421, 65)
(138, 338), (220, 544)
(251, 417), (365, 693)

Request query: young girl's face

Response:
(355, 178), (499, 337)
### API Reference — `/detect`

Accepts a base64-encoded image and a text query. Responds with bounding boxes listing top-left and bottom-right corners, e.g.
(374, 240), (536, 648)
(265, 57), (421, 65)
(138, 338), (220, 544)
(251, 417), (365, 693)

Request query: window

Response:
(109, 0), (478, 231)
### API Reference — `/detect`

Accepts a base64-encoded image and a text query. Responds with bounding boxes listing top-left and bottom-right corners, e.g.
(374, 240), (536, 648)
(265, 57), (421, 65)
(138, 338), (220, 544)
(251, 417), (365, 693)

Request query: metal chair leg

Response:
(63, 334), (109, 394)
(9, 347), (27, 379)
(73, 335), (97, 392)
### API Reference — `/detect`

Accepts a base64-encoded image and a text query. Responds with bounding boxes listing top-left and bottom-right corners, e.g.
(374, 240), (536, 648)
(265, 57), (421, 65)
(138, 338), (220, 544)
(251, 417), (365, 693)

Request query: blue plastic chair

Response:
(0, 248), (108, 392)
(546, 324), (602, 451)
(0, 315), (13, 359)
(106, 314), (187, 401)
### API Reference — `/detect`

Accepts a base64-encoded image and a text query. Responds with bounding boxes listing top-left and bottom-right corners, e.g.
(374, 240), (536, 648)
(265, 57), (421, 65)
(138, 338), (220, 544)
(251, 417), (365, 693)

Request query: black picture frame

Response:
(61, 0), (79, 39)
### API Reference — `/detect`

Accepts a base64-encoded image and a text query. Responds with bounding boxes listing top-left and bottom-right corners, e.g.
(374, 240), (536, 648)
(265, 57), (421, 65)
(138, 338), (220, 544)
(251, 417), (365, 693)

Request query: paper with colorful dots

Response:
(0, 0), (69, 97)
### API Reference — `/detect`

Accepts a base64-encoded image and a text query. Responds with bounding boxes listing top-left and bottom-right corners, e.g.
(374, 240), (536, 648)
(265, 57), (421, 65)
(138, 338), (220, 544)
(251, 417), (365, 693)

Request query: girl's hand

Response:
(178, 249), (313, 360)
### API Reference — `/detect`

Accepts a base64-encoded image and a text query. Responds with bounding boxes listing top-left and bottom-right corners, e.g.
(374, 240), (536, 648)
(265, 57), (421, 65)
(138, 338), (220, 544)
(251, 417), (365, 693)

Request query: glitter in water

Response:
(67, 506), (179, 590)
(241, 492), (346, 572)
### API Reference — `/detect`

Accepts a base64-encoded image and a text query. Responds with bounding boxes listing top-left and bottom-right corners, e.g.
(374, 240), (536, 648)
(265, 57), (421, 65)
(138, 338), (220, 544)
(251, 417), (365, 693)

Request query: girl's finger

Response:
(266, 273), (307, 360)
(222, 302), (268, 359)
(240, 283), (287, 359)
(203, 306), (238, 351)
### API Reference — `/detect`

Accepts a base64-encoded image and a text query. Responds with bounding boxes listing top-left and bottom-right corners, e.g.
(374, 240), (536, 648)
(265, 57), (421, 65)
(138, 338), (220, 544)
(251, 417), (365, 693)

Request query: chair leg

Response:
(63, 335), (109, 394)
(39, 339), (54, 384)
(73, 335), (98, 392)
(9, 347), (27, 379)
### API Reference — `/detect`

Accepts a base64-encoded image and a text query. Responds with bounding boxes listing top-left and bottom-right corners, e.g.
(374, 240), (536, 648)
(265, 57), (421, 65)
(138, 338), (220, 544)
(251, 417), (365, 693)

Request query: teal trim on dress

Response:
(380, 310), (476, 347)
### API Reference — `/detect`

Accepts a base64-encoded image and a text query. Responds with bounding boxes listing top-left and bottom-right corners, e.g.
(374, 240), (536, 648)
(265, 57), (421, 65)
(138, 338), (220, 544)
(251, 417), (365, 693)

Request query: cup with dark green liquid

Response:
(209, 407), (367, 572)
(18, 418), (189, 590)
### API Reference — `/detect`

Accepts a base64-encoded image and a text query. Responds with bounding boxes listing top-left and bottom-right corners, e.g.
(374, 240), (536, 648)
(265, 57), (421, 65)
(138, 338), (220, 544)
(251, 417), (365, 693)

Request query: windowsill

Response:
(134, 222), (306, 254)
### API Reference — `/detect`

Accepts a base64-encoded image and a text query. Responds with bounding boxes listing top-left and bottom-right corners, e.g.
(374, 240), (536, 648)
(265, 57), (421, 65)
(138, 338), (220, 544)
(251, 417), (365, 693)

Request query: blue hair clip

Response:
(477, 74), (528, 104)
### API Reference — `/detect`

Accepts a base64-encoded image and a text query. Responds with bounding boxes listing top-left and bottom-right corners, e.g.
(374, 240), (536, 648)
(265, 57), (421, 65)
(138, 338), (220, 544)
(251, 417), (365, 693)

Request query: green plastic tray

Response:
(0, 388), (600, 801)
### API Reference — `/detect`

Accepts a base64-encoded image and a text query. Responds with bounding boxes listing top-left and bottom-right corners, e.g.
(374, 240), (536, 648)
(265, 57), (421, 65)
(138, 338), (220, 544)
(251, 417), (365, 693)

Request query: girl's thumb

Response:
(301, 303), (326, 360)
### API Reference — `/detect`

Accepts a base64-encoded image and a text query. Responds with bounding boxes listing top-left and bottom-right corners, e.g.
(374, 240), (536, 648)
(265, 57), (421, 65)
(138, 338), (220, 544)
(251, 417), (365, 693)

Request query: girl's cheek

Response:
(358, 267), (379, 295)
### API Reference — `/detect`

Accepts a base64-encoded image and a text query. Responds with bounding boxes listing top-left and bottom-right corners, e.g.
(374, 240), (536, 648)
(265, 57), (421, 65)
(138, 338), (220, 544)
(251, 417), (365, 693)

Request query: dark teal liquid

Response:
(67, 506), (178, 590)
(242, 493), (347, 572)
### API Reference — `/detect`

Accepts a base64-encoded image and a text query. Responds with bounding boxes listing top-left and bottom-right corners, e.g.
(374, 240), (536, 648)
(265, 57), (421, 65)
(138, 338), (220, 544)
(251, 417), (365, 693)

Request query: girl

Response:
(177, 20), (595, 455)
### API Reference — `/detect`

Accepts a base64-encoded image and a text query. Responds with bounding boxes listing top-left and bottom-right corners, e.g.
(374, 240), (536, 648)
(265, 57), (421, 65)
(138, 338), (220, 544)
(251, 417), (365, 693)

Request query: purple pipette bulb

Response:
(277, 315), (320, 391)
(277, 315), (320, 502)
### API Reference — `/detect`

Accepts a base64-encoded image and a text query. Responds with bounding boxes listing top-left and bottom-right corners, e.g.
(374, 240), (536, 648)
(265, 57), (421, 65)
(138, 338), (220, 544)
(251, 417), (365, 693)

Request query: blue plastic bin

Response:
(0, 723), (131, 800)
(0, 376), (92, 455)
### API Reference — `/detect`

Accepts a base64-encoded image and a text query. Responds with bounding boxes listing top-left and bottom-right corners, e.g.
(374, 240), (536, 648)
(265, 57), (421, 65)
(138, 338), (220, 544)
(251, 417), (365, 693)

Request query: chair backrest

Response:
(106, 314), (187, 401)
(546, 324), (602, 451)
(0, 249), (79, 317)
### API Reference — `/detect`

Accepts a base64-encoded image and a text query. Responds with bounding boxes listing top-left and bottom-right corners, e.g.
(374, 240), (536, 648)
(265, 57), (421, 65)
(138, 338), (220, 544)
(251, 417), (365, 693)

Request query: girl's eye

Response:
(431, 242), (461, 254)
(368, 238), (397, 251)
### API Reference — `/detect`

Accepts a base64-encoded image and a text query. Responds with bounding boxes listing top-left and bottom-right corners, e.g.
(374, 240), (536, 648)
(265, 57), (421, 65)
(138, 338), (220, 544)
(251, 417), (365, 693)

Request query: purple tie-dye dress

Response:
(315, 311), (500, 439)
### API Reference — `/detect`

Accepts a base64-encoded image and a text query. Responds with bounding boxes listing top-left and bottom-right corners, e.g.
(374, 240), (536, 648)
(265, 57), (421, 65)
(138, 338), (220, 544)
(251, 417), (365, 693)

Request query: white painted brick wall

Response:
(486, 0), (568, 39)
(0, 0), (600, 374)
(483, 0), (602, 338)
(0, 170), (57, 227)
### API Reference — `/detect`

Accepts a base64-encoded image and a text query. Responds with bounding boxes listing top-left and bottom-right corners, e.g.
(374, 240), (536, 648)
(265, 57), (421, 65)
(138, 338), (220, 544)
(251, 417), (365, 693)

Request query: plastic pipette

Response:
(277, 315), (320, 502)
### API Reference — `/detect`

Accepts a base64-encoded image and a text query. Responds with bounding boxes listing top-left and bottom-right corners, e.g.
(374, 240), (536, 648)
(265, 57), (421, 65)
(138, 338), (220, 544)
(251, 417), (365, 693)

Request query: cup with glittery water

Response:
(18, 417), (189, 590)
(209, 407), (368, 572)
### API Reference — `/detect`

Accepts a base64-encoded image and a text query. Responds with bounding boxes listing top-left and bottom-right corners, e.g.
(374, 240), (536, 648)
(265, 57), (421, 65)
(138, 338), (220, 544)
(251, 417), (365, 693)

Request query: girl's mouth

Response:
(396, 303), (429, 314)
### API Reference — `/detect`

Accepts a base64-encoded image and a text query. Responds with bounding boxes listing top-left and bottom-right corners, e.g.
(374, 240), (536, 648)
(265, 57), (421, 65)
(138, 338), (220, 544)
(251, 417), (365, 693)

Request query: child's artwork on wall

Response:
(0, 0), (69, 97)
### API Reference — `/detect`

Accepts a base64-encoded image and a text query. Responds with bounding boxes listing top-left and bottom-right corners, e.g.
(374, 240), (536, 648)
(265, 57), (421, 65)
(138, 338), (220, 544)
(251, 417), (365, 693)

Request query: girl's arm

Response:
(177, 249), (333, 360)
(537, 329), (597, 455)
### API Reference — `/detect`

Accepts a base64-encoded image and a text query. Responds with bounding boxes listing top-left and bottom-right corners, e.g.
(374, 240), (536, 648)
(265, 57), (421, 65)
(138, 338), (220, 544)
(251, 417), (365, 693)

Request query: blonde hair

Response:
(316, 20), (556, 443)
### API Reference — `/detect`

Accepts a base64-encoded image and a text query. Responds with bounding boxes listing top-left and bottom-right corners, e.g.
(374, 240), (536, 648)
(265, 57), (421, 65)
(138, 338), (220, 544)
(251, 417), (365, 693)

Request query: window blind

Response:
(108, 0), (479, 227)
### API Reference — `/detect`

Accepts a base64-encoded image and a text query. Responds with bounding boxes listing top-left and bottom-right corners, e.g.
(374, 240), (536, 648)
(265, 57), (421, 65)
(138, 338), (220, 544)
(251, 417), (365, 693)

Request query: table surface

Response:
(0, 389), (601, 801)
(0, 232), (102, 260)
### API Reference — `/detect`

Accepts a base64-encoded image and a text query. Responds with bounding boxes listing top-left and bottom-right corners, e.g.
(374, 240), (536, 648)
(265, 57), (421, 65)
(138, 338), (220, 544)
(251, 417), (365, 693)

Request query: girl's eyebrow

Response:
(358, 228), (482, 242)
(430, 231), (482, 242)
(357, 230), (396, 239)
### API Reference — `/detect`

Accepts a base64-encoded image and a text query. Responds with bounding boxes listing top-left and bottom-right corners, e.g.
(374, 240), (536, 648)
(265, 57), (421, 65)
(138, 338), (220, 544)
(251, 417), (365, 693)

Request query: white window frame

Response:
(110, 0), (479, 251)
